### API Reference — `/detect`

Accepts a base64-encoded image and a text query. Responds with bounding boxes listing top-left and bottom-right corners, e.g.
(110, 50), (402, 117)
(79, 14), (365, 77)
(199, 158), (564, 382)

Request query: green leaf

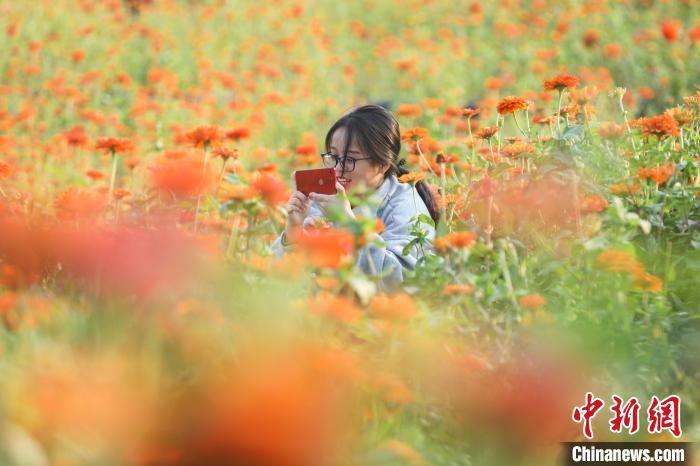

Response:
(402, 238), (420, 256)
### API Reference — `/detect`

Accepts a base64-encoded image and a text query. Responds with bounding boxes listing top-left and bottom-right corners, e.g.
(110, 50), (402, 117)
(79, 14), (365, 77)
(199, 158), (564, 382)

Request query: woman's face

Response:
(329, 127), (388, 193)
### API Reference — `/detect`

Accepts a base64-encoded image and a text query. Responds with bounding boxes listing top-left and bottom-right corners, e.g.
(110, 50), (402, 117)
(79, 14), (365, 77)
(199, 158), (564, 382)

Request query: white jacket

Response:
(270, 174), (436, 291)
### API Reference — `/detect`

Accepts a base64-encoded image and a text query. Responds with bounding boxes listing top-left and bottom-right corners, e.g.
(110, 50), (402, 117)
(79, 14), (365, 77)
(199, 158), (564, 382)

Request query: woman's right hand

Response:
(284, 191), (310, 235)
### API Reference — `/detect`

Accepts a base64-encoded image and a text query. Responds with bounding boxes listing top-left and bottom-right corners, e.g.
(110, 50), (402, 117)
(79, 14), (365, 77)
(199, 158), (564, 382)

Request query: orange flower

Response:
(250, 173), (288, 206)
(401, 127), (429, 142)
(212, 147), (239, 160)
(295, 144), (316, 155)
(398, 172), (426, 184)
(462, 107), (481, 118)
(434, 231), (476, 252)
(397, 104), (422, 117)
(519, 294), (545, 310)
(369, 293), (417, 321)
(54, 188), (107, 221)
(113, 189), (131, 200)
(95, 137), (134, 154)
(307, 292), (362, 322)
(633, 272), (663, 293)
(503, 142), (536, 158)
(633, 113), (680, 139)
(609, 184), (641, 195)
(660, 20), (682, 42)
(0, 161), (13, 179)
(441, 284), (474, 296)
(595, 250), (644, 275)
(496, 96), (528, 115)
(225, 126), (251, 141)
(219, 184), (257, 202)
(475, 126), (499, 140)
(183, 125), (223, 148)
(598, 122), (626, 140)
(666, 107), (693, 127)
(64, 126), (89, 147)
(86, 169), (105, 181)
(580, 195), (608, 214)
(149, 153), (214, 199)
(638, 163), (675, 185)
(293, 228), (354, 269)
(532, 115), (554, 125)
(543, 74), (579, 91)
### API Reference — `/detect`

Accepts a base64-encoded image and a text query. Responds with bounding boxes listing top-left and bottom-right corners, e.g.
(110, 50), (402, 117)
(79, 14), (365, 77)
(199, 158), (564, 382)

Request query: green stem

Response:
(108, 150), (118, 199)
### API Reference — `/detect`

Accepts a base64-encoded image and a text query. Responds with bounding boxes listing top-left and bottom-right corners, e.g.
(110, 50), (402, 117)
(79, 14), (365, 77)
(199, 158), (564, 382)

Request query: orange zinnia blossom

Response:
(401, 127), (429, 142)
(183, 125), (223, 148)
(543, 74), (579, 91)
(441, 283), (474, 296)
(307, 292), (362, 322)
(598, 122), (626, 140)
(86, 169), (105, 181)
(369, 293), (417, 321)
(633, 272), (663, 293)
(519, 294), (546, 309)
(54, 188), (107, 221)
(660, 20), (682, 42)
(296, 144), (316, 155)
(434, 231), (476, 252)
(595, 250), (644, 275)
(397, 104), (422, 117)
(632, 113), (680, 139)
(580, 195), (608, 214)
(225, 126), (251, 141)
(218, 184), (257, 202)
(95, 137), (134, 154)
(608, 184), (641, 195)
(476, 126), (499, 140)
(637, 163), (675, 185)
(149, 154), (214, 198)
(293, 228), (354, 269)
(212, 147), (239, 160)
(398, 172), (425, 184)
(0, 161), (12, 178)
(462, 107), (481, 118)
(496, 96), (528, 115)
(250, 173), (287, 206)
(64, 126), (89, 147)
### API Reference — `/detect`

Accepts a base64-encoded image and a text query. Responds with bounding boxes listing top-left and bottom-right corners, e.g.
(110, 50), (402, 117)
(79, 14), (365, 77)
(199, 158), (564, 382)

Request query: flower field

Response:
(1, 0), (699, 464)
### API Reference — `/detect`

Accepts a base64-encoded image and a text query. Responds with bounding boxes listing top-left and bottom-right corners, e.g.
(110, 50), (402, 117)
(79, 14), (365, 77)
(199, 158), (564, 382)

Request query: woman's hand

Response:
(284, 190), (310, 235)
(308, 182), (356, 221)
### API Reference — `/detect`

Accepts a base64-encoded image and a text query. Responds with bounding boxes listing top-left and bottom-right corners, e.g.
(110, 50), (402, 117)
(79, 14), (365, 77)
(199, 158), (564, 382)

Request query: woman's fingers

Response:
(291, 191), (308, 202)
(287, 198), (308, 213)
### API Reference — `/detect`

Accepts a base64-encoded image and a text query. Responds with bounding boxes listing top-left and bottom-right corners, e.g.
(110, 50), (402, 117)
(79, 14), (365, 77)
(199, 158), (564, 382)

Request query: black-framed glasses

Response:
(320, 153), (372, 173)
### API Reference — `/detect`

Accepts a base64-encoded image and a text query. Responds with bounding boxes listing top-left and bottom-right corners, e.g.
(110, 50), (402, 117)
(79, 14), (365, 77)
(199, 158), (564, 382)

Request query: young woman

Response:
(271, 104), (439, 291)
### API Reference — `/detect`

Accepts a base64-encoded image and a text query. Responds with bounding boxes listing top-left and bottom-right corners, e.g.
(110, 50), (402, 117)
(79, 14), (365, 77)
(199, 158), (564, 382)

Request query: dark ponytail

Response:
(325, 105), (440, 226)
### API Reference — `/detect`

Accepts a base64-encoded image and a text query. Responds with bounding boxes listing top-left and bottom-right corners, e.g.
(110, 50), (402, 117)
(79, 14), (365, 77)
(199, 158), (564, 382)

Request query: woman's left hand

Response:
(309, 182), (356, 221)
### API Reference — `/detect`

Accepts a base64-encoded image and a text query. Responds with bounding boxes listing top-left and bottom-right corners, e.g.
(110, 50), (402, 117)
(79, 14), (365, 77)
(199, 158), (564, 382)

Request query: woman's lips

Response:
(337, 177), (351, 185)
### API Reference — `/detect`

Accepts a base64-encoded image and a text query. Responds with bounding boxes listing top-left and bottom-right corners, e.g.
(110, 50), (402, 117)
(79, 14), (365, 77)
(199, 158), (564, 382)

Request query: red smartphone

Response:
(294, 168), (337, 195)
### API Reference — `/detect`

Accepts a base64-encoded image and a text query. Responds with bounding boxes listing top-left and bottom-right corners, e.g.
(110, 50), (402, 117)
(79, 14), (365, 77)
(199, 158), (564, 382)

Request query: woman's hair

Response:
(324, 104), (440, 225)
